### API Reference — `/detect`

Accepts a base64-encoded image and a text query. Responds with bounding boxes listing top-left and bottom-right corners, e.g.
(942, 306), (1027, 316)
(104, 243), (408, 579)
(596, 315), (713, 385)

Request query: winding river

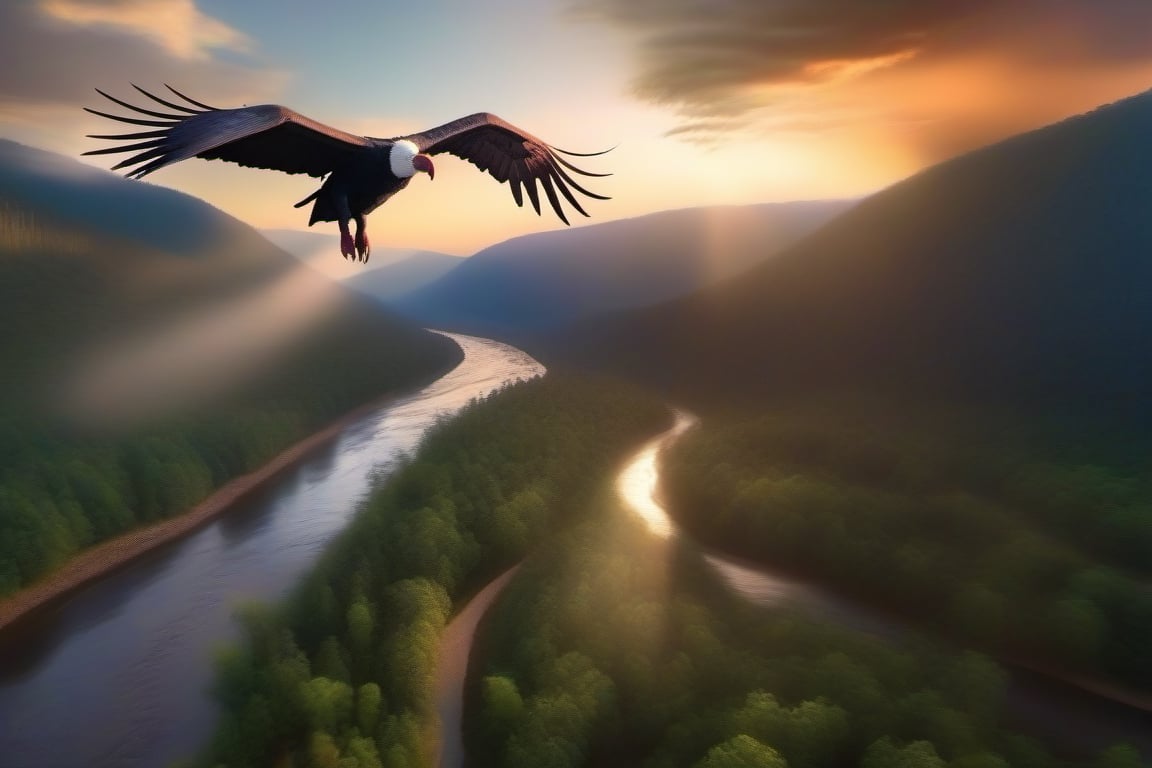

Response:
(3, 341), (1150, 767)
(0, 333), (544, 768)
(618, 412), (1152, 760)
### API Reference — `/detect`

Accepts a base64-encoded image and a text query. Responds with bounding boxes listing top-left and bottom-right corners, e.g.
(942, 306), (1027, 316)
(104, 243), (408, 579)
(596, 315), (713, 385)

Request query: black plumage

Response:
(83, 85), (610, 261)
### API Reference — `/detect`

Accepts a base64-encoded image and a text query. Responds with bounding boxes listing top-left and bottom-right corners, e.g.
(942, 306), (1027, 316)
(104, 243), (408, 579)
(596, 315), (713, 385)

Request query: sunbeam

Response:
(60, 263), (344, 427)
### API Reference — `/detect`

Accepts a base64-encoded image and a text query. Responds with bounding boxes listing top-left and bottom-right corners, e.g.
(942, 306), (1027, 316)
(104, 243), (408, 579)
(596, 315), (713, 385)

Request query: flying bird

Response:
(83, 85), (611, 261)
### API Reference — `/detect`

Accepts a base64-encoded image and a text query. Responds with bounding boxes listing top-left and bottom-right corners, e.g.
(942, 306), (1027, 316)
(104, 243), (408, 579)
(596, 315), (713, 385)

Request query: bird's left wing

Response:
(398, 113), (610, 225)
(84, 85), (371, 179)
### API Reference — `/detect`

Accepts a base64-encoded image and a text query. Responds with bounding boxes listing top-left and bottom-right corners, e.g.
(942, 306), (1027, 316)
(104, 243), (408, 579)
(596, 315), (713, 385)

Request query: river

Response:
(617, 412), (1152, 760)
(0, 332), (544, 768)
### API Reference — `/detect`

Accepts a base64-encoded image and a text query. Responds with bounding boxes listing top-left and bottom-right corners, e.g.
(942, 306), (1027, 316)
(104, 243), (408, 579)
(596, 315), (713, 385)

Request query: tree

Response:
(861, 738), (947, 768)
(356, 683), (383, 737)
(299, 676), (354, 733)
(482, 675), (524, 736)
(308, 731), (342, 768)
(346, 735), (384, 768)
(348, 599), (375, 664)
(694, 735), (788, 768)
(315, 637), (351, 683)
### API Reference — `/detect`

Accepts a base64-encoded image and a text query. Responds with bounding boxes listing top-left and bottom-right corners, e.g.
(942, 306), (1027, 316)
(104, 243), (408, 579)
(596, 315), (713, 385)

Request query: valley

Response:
(3, 83), (1152, 768)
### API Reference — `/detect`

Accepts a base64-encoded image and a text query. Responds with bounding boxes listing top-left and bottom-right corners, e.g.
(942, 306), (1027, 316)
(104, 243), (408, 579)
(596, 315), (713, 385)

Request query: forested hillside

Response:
(547, 89), (1152, 437)
(466, 477), (1143, 768)
(662, 405), (1152, 692)
(0, 143), (461, 597)
(194, 375), (669, 768)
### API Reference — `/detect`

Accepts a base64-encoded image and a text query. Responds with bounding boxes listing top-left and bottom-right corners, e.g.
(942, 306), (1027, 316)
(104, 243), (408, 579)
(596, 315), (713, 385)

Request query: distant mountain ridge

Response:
(0, 139), (459, 417)
(261, 227), (465, 302)
(261, 228), (458, 269)
(385, 200), (855, 337)
(343, 251), (464, 302)
(544, 88), (1152, 419)
(0, 140), (276, 260)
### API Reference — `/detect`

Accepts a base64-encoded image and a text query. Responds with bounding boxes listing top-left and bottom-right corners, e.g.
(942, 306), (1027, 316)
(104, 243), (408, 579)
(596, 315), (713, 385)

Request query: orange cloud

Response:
(579, 0), (1152, 167)
(39, 0), (250, 60)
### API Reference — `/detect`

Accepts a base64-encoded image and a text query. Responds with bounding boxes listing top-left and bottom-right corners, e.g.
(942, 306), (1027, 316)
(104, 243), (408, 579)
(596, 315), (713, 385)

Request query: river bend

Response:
(0, 333), (543, 768)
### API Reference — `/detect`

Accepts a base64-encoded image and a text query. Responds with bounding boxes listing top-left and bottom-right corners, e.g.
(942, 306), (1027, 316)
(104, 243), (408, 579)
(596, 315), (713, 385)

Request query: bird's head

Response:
(389, 139), (434, 180)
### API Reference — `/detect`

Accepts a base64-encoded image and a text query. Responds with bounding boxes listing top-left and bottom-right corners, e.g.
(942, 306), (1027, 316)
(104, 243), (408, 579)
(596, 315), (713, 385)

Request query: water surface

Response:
(0, 333), (543, 768)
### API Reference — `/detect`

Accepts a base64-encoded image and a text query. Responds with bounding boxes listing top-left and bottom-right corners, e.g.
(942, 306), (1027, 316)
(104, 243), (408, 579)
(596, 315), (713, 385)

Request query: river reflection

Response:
(617, 411), (897, 633)
(616, 411), (1152, 759)
(0, 333), (543, 768)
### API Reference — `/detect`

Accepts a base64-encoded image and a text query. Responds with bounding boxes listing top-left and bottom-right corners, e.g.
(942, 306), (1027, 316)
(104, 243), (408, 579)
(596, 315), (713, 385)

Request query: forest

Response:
(192, 374), (670, 768)
(465, 492), (1144, 768)
(0, 255), (461, 596)
(660, 402), (1152, 691)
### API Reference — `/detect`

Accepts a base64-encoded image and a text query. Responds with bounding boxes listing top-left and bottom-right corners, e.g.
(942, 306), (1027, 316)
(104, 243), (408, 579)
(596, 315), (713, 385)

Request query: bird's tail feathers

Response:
(294, 190), (320, 208)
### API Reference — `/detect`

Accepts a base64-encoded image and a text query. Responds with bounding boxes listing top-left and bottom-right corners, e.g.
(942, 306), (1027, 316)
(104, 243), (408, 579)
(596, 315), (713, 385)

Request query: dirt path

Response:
(433, 566), (521, 768)
(0, 392), (409, 632)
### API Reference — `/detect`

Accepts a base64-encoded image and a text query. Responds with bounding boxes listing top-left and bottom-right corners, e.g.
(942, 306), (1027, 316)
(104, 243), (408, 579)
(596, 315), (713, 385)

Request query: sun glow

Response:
(615, 411), (862, 613)
(61, 264), (344, 427)
(615, 411), (697, 539)
(802, 49), (921, 83)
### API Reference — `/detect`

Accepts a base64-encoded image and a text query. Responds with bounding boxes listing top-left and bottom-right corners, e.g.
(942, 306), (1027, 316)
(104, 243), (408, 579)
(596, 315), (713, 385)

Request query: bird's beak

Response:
(413, 154), (435, 180)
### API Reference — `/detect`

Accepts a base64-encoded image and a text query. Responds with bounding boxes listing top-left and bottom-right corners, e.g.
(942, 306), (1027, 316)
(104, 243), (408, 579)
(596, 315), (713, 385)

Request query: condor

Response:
(84, 85), (610, 261)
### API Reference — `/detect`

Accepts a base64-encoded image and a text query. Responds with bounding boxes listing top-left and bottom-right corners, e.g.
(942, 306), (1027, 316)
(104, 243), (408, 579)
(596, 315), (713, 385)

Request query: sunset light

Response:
(5, 2), (1152, 766)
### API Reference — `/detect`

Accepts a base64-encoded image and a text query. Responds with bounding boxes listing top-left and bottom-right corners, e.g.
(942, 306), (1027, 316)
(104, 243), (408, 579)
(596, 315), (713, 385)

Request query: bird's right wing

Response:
(399, 113), (610, 225)
(83, 85), (371, 179)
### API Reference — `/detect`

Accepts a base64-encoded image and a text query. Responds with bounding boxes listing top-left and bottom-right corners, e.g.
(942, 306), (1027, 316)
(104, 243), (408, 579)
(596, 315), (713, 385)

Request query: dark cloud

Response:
(0, 1), (280, 110)
(579, 0), (996, 108)
(577, 0), (1152, 145)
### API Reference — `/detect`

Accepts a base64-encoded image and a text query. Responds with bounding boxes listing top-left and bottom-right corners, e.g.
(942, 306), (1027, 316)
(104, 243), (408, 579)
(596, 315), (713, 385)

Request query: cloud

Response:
(40, 0), (250, 60)
(577, 0), (995, 108)
(0, 1), (284, 155)
(0, 1), (280, 109)
(577, 0), (1152, 159)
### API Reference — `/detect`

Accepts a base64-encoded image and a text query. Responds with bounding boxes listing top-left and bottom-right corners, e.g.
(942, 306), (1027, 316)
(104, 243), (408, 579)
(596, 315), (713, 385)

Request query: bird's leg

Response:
(354, 215), (370, 263)
(335, 193), (355, 260)
(338, 220), (355, 260)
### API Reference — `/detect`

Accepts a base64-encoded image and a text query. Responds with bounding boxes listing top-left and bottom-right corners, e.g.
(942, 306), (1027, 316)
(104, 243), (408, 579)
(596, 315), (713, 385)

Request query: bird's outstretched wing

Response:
(83, 85), (371, 179)
(399, 113), (610, 225)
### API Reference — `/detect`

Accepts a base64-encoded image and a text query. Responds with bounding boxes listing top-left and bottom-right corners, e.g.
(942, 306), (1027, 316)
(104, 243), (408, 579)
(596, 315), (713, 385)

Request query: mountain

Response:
(259, 228), (342, 262)
(0, 141), (274, 260)
(545, 90), (1152, 422)
(261, 228), (453, 269)
(0, 138), (466, 596)
(385, 200), (854, 338)
(0, 140), (461, 421)
(343, 251), (463, 302)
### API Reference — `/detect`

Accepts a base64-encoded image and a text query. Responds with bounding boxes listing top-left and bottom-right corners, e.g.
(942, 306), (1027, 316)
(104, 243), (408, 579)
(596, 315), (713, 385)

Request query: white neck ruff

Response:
(390, 140), (419, 178)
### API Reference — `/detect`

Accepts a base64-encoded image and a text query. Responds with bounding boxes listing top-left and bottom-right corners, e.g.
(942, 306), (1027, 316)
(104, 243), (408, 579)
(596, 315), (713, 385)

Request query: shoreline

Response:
(683, 530), (1152, 717)
(0, 384), (430, 634)
(647, 416), (1152, 727)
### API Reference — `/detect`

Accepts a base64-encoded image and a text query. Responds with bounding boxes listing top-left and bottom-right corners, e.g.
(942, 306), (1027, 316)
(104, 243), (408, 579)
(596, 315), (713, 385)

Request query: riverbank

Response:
(683, 536), (1152, 718)
(0, 383), (435, 633)
(679, 523), (1152, 717)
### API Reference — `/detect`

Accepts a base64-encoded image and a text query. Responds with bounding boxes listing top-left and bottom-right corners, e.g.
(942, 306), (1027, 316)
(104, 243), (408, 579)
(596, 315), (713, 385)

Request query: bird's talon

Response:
(354, 232), (370, 263)
(340, 232), (355, 259)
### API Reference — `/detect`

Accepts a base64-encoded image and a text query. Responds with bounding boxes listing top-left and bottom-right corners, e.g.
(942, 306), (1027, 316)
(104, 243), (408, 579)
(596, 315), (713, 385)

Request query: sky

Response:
(4, 0), (1152, 256)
